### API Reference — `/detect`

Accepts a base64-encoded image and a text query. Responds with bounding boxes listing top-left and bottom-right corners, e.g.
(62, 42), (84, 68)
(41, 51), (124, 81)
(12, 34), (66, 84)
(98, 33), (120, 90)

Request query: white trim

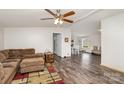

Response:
(101, 63), (124, 73)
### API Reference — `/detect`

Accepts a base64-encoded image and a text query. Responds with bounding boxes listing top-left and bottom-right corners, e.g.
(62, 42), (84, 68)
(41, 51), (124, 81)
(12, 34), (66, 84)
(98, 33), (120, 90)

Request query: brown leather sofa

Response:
(0, 48), (44, 84)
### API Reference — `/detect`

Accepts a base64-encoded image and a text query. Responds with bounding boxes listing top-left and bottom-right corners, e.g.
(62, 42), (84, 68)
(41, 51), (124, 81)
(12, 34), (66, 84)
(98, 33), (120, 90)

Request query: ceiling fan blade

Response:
(63, 19), (73, 23)
(63, 11), (75, 17)
(40, 18), (54, 20)
(45, 9), (56, 17)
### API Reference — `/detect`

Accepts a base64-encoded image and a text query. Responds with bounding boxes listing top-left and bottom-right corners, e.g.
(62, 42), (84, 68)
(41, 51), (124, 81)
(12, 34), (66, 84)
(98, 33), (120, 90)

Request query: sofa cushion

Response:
(23, 48), (35, 55)
(0, 63), (4, 81)
(20, 57), (44, 68)
(0, 52), (6, 62)
(20, 65), (44, 73)
(8, 49), (23, 58)
(8, 48), (35, 59)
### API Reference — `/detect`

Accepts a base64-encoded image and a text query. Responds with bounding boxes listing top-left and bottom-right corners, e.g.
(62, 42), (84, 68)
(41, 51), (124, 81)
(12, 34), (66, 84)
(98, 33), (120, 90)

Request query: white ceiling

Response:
(0, 9), (124, 27)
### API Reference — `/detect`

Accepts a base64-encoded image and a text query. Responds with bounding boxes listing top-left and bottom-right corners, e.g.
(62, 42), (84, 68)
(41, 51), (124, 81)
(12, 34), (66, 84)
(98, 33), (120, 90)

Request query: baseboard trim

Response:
(101, 63), (124, 73)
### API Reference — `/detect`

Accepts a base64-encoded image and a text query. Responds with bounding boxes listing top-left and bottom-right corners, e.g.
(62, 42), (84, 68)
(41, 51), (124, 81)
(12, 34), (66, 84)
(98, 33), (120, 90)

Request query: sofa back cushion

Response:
(8, 49), (23, 59)
(0, 52), (6, 62)
(23, 48), (35, 55)
(8, 48), (35, 59)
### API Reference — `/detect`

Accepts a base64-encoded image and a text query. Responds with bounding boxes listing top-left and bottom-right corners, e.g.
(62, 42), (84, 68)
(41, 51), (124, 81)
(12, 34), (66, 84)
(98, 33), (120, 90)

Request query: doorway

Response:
(53, 33), (62, 56)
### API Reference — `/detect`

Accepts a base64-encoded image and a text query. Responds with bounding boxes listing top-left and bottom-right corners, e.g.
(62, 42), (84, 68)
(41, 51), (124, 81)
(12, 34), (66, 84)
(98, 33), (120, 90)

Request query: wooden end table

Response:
(44, 52), (54, 63)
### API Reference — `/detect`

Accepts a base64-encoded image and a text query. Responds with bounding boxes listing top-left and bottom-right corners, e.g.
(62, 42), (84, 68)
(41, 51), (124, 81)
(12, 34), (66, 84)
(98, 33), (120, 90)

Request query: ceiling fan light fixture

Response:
(43, 9), (75, 24)
(59, 20), (63, 24)
(54, 18), (59, 24)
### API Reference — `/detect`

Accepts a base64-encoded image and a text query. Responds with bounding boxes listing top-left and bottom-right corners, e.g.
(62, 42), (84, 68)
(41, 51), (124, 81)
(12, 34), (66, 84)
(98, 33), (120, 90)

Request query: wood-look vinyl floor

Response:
(54, 53), (124, 84)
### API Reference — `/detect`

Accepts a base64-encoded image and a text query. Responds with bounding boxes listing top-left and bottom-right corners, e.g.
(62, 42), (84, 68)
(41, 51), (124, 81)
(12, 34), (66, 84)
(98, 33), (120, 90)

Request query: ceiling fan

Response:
(40, 9), (75, 24)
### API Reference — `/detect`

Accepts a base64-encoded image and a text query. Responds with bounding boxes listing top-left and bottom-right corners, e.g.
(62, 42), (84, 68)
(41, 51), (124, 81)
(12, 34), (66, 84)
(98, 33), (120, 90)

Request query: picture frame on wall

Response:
(65, 37), (69, 42)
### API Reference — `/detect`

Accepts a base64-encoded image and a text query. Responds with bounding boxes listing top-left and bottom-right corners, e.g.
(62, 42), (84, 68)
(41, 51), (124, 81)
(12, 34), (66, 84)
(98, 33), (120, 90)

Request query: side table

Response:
(44, 52), (54, 63)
